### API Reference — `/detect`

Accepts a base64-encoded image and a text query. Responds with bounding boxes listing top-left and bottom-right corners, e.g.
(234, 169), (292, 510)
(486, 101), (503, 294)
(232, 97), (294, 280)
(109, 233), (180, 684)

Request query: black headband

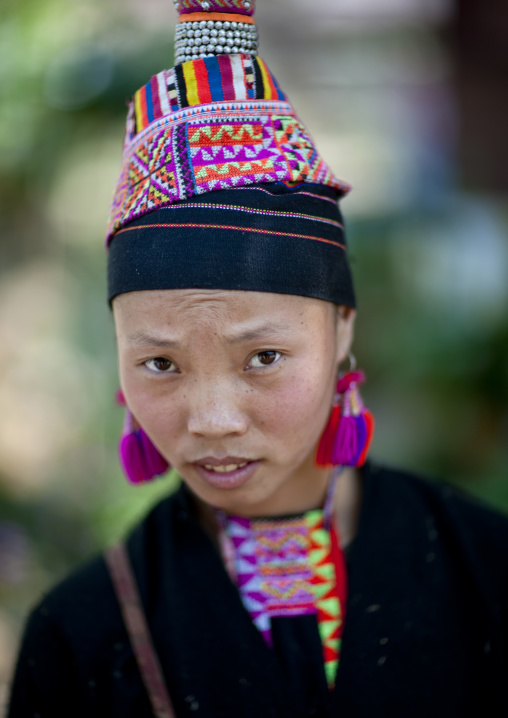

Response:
(107, 183), (355, 307)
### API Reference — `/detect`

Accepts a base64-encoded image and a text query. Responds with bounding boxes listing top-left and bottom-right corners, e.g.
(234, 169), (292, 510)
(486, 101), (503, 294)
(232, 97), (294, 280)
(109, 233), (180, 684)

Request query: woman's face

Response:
(113, 289), (355, 516)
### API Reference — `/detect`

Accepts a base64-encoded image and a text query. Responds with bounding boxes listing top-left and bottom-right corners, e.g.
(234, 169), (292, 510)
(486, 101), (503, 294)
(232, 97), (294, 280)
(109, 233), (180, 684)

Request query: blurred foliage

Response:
(0, 0), (507, 709)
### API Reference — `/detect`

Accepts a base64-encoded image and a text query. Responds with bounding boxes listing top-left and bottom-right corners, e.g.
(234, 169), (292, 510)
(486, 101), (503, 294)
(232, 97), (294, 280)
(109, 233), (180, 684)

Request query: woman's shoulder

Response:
(22, 485), (186, 651)
(364, 461), (508, 591)
(368, 461), (508, 535)
(8, 486), (187, 714)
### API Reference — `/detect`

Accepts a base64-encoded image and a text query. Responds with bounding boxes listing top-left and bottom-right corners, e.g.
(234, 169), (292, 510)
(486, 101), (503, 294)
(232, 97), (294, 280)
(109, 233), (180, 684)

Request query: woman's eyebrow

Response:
(128, 331), (181, 349)
(226, 322), (292, 343)
(128, 322), (292, 347)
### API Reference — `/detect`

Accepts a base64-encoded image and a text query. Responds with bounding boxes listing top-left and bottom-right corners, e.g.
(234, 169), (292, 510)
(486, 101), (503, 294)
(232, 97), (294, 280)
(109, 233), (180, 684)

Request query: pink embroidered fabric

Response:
(219, 509), (347, 688)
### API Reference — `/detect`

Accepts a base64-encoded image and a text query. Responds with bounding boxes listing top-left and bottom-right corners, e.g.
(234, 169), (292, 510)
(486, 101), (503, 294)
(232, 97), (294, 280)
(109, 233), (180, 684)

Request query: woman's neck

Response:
(191, 465), (363, 549)
(332, 466), (363, 547)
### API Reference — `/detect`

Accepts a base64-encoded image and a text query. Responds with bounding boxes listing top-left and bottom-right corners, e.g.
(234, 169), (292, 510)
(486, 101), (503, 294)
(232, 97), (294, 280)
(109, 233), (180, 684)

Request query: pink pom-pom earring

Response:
(316, 355), (375, 469)
(116, 390), (169, 484)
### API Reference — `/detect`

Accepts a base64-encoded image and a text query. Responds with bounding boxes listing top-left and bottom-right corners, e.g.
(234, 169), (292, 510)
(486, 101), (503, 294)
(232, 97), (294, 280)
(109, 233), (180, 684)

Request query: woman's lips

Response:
(193, 457), (260, 489)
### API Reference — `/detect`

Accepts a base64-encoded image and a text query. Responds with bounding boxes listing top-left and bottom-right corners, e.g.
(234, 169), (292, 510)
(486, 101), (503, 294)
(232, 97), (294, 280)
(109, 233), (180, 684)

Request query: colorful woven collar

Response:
(216, 471), (348, 689)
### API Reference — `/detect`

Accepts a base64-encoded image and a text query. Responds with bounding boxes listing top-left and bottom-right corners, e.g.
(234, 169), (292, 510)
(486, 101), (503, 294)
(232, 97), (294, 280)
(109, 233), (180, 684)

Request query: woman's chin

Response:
(181, 461), (286, 516)
(193, 460), (261, 491)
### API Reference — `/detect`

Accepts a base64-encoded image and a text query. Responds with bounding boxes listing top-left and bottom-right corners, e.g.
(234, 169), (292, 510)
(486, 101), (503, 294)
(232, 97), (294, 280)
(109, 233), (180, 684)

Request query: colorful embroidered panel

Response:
(223, 510), (345, 689)
(107, 54), (348, 242)
(108, 103), (346, 241)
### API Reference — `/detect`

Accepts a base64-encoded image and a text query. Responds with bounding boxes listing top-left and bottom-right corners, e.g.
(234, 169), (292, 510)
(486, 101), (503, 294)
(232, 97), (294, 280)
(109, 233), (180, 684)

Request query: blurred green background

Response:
(1, 0), (507, 708)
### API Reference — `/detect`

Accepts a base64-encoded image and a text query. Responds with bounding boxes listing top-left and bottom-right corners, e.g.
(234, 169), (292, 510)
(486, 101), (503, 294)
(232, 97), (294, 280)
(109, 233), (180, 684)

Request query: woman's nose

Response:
(186, 379), (248, 438)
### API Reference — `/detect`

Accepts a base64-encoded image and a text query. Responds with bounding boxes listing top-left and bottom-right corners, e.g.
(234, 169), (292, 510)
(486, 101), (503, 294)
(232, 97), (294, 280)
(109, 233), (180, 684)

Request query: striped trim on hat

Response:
(133, 56), (285, 136)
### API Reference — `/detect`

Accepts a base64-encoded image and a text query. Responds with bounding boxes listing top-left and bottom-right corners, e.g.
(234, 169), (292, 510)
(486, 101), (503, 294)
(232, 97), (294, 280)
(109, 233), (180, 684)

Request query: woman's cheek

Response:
(126, 381), (183, 454)
(254, 370), (329, 442)
(147, 409), (184, 464)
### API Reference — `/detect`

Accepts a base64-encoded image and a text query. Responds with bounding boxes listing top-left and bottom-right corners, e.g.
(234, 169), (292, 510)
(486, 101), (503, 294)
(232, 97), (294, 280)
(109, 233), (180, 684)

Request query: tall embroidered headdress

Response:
(107, 0), (356, 308)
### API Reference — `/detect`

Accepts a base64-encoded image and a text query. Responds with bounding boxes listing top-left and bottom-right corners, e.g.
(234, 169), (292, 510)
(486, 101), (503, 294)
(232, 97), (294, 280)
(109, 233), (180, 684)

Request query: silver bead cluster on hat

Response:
(175, 20), (259, 64)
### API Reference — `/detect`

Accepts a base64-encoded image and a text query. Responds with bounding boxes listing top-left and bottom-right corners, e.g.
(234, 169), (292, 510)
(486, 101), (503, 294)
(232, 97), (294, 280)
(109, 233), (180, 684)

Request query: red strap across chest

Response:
(105, 543), (177, 718)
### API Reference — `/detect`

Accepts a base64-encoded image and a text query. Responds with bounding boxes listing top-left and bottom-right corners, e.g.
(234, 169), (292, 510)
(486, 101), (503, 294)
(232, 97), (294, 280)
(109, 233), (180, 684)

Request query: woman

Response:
(8, 1), (508, 716)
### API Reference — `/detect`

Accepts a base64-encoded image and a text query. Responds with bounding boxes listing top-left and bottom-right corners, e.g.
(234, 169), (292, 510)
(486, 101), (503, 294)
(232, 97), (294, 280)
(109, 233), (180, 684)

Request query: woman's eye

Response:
(249, 351), (281, 368)
(144, 357), (176, 373)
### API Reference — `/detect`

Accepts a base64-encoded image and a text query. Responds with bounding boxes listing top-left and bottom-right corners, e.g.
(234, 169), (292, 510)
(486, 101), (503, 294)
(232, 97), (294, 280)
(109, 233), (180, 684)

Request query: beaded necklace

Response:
(216, 468), (348, 689)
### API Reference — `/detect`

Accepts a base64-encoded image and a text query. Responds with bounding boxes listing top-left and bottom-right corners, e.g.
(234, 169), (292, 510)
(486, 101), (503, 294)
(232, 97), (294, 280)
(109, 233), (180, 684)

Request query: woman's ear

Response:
(334, 306), (356, 365)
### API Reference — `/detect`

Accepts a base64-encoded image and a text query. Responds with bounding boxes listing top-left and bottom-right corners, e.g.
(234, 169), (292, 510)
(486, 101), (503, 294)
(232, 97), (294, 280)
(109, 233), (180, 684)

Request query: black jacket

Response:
(8, 462), (508, 717)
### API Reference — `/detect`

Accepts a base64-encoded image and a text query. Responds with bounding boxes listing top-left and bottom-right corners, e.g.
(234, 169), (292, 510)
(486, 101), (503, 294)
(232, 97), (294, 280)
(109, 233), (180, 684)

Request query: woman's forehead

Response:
(113, 289), (332, 339)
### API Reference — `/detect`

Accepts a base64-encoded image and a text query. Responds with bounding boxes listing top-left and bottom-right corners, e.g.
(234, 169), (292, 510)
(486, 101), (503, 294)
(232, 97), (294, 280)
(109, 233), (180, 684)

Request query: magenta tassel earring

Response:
(116, 391), (169, 484)
(316, 360), (375, 469)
